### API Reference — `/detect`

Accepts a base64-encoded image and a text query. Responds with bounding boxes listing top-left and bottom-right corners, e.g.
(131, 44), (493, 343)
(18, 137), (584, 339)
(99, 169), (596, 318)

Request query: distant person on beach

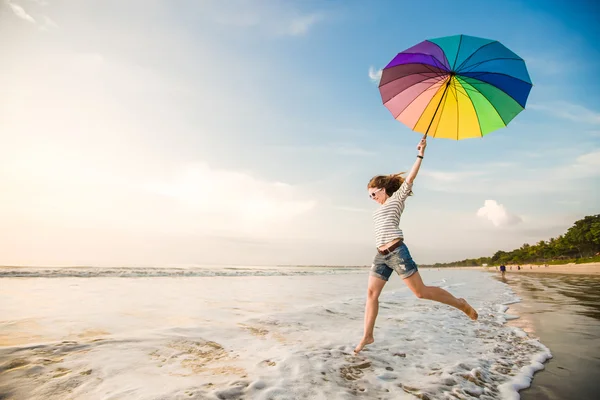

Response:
(354, 137), (478, 354)
(500, 265), (506, 277)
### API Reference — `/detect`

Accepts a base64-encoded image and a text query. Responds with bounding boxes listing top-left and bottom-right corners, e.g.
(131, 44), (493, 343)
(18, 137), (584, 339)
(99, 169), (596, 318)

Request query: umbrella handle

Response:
(424, 76), (452, 138)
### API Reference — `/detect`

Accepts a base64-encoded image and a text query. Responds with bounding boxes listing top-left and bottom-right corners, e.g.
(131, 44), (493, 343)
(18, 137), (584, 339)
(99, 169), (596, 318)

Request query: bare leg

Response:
(354, 275), (387, 353)
(403, 272), (478, 320)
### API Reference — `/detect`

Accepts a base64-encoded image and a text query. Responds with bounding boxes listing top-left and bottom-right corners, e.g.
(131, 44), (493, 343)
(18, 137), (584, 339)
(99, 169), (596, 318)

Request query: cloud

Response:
(422, 170), (485, 183)
(476, 200), (522, 227)
(334, 206), (371, 213)
(40, 15), (58, 30)
(332, 144), (374, 156)
(287, 13), (323, 36)
(529, 102), (600, 125)
(7, 1), (36, 23)
(421, 148), (600, 196)
(269, 143), (375, 156)
(209, 2), (325, 36)
(559, 149), (600, 178)
(5, 0), (56, 30)
(142, 163), (317, 233)
(1, 147), (317, 240)
(368, 66), (382, 83)
(523, 53), (570, 76)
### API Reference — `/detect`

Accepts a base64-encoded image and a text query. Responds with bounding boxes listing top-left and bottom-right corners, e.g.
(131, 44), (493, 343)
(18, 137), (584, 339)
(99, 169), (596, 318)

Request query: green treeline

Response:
(423, 214), (600, 268)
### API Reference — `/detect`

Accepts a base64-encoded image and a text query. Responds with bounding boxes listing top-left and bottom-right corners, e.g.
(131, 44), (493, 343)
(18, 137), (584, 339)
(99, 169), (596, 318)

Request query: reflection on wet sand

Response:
(495, 273), (600, 400)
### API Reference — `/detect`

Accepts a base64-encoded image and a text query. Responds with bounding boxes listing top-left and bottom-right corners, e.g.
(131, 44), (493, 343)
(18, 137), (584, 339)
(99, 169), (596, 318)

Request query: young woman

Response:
(354, 137), (478, 354)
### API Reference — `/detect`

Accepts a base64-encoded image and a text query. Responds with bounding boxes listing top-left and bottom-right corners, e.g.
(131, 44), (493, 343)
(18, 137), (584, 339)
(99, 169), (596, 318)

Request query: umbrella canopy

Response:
(379, 34), (532, 139)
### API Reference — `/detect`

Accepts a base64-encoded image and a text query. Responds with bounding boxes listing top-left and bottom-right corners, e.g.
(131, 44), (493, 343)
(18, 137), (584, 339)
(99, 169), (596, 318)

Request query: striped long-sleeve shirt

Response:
(373, 180), (413, 247)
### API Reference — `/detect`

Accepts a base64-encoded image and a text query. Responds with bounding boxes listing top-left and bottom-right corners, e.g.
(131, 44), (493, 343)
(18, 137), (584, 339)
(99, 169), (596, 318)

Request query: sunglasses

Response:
(369, 188), (383, 198)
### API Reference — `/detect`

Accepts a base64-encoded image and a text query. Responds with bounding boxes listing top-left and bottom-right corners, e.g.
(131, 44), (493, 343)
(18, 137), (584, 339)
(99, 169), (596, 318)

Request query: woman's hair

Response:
(367, 172), (412, 197)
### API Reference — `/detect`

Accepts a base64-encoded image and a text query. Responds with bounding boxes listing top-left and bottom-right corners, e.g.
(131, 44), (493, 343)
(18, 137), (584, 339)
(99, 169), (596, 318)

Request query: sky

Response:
(1, 0), (599, 267)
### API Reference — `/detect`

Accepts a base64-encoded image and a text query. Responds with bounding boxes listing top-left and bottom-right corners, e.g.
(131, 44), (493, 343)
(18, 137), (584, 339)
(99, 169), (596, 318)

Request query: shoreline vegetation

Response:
(422, 214), (600, 269)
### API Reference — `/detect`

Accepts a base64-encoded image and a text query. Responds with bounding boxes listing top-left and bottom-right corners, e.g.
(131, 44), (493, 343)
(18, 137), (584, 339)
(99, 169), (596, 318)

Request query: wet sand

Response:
(498, 273), (600, 400)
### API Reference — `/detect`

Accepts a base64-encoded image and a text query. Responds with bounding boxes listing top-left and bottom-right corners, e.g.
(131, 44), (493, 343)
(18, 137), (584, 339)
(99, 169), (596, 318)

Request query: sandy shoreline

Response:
(500, 272), (600, 400)
(423, 262), (600, 275)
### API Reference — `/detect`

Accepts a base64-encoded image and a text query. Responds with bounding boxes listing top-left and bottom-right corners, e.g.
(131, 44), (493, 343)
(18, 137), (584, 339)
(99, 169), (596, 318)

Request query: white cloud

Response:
(334, 206), (371, 213)
(7, 1), (36, 23)
(523, 53), (569, 76)
(368, 66), (382, 83)
(334, 145), (374, 156)
(141, 163), (317, 233)
(421, 148), (600, 196)
(40, 15), (58, 30)
(287, 13), (323, 36)
(209, 1), (325, 36)
(529, 102), (600, 125)
(422, 170), (485, 183)
(476, 200), (522, 227)
(269, 143), (374, 156)
(559, 149), (600, 178)
(1, 147), (316, 238)
(212, 12), (260, 28)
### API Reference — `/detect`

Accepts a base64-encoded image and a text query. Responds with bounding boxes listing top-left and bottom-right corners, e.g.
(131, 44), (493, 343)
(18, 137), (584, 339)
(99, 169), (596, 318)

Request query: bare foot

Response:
(458, 298), (478, 320)
(354, 336), (374, 353)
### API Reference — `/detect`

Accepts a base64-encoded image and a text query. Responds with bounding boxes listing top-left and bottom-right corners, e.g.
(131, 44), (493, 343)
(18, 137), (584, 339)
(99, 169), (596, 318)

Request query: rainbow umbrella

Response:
(379, 34), (532, 139)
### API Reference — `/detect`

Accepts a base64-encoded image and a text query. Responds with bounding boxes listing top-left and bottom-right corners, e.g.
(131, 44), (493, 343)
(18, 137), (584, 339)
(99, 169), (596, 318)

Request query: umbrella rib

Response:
(379, 63), (448, 88)
(432, 84), (451, 139)
(382, 78), (448, 109)
(382, 75), (446, 107)
(461, 74), (531, 108)
(422, 78), (451, 137)
(459, 57), (524, 74)
(396, 52), (450, 71)
(451, 36), (464, 71)
(466, 78), (509, 126)
(412, 61), (449, 79)
(459, 70), (532, 86)
(380, 63), (450, 108)
(454, 41), (498, 72)
(456, 76), (484, 138)
(448, 79), (462, 140)
(390, 80), (447, 120)
(454, 80), (459, 140)
(426, 40), (451, 68)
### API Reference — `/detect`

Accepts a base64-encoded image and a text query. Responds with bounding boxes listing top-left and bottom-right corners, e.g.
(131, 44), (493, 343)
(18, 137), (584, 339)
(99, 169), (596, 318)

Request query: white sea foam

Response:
(498, 342), (552, 400)
(0, 265), (367, 278)
(0, 269), (551, 399)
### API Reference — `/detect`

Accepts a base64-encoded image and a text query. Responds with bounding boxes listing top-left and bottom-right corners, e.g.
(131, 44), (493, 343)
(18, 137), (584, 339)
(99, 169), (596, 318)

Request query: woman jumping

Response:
(354, 137), (478, 354)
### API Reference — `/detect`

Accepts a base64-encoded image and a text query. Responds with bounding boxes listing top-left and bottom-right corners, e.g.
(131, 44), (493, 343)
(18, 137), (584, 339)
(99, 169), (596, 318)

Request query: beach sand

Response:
(429, 262), (600, 276)
(505, 262), (600, 275)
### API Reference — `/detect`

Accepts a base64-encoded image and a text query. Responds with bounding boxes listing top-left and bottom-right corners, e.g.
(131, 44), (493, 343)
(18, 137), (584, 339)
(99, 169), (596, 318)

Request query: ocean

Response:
(0, 266), (551, 399)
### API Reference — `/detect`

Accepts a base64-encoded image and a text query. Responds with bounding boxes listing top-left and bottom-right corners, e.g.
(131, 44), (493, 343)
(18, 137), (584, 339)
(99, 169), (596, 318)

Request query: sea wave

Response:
(0, 265), (367, 278)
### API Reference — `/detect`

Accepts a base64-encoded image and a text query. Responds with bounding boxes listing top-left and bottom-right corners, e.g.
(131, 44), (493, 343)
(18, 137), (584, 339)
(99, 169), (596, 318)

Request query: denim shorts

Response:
(370, 241), (418, 281)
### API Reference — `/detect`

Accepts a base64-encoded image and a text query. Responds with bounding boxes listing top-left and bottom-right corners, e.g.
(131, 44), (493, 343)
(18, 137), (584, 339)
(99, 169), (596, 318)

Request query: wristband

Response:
(417, 155), (423, 159)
